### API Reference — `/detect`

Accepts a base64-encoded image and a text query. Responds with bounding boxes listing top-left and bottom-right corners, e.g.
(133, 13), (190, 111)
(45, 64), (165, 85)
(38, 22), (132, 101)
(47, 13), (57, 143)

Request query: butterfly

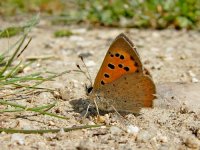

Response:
(86, 33), (156, 113)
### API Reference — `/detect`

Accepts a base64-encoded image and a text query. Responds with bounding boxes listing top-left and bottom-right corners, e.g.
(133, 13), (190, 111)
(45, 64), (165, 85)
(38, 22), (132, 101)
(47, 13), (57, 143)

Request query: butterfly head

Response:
(85, 84), (93, 95)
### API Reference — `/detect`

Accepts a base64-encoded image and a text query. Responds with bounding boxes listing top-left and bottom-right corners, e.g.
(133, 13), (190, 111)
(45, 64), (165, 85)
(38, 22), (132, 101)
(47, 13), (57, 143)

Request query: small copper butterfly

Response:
(86, 33), (156, 113)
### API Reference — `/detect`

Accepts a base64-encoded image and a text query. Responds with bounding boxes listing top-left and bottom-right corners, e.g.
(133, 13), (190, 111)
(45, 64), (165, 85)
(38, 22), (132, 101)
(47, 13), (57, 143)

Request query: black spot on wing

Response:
(135, 62), (138, 67)
(101, 80), (105, 85)
(104, 73), (110, 78)
(108, 63), (115, 69)
(130, 56), (134, 61)
(118, 64), (123, 68)
(124, 66), (130, 72)
(120, 55), (124, 59)
(115, 53), (120, 57)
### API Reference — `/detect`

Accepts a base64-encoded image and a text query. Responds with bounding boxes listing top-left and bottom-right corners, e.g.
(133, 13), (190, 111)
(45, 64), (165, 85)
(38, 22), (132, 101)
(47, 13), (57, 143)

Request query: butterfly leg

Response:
(111, 105), (123, 117)
(83, 103), (91, 118)
(93, 97), (100, 116)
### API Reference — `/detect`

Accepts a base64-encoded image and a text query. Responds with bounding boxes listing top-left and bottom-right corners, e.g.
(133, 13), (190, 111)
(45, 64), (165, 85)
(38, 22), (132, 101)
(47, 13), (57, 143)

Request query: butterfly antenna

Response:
(77, 56), (93, 86)
(76, 63), (92, 87)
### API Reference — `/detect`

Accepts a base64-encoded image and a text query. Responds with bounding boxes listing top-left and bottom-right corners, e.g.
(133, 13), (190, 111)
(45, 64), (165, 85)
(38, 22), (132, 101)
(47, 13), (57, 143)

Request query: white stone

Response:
(85, 60), (96, 67)
(126, 125), (140, 135)
(11, 133), (25, 145)
(188, 70), (196, 77)
(192, 77), (199, 83)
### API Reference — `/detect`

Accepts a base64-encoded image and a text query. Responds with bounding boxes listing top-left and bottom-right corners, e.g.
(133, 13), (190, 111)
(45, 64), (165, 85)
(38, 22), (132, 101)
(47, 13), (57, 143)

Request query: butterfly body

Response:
(88, 33), (156, 113)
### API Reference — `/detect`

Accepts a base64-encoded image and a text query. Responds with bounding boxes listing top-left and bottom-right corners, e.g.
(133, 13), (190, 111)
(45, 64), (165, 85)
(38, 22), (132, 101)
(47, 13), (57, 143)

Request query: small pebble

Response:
(71, 79), (79, 88)
(180, 55), (186, 60)
(38, 92), (53, 103)
(88, 121), (96, 125)
(185, 136), (200, 149)
(37, 142), (48, 149)
(85, 60), (96, 67)
(59, 128), (65, 134)
(72, 28), (87, 34)
(197, 129), (200, 140)
(11, 133), (25, 145)
(126, 125), (139, 136)
(95, 115), (106, 124)
(69, 36), (84, 42)
(53, 91), (61, 99)
(150, 47), (159, 52)
(150, 137), (159, 148)
(80, 118), (95, 125)
(188, 70), (196, 77)
(23, 66), (32, 73)
(110, 126), (123, 135)
(78, 51), (93, 58)
(104, 114), (110, 125)
(158, 144), (172, 150)
(157, 133), (168, 143)
(152, 32), (160, 38)
(77, 139), (94, 150)
(137, 130), (155, 142)
(18, 120), (32, 130)
(59, 87), (73, 101)
(192, 77), (199, 83)
(48, 121), (55, 126)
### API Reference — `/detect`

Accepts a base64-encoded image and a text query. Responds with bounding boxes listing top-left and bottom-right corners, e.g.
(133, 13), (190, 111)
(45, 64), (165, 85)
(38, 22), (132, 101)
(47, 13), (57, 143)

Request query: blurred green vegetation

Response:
(54, 29), (73, 37)
(0, 0), (200, 30)
(0, 27), (23, 38)
(0, 15), (39, 38)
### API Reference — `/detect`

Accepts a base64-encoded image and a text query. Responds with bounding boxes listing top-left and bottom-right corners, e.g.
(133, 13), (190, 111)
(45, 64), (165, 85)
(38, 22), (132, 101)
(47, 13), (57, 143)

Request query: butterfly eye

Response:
(87, 86), (93, 94)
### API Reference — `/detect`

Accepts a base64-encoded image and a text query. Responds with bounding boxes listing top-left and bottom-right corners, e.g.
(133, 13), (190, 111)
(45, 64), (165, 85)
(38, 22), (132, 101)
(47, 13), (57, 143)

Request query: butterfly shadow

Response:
(69, 98), (111, 117)
(69, 98), (141, 117)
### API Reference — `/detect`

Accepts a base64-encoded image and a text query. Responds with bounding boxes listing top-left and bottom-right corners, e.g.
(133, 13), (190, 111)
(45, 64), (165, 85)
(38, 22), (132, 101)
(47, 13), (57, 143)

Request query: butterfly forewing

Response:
(93, 33), (144, 89)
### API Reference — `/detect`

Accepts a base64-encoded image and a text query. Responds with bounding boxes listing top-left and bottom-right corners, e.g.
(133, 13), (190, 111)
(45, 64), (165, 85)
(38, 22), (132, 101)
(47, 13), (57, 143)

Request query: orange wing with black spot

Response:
(93, 33), (144, 89)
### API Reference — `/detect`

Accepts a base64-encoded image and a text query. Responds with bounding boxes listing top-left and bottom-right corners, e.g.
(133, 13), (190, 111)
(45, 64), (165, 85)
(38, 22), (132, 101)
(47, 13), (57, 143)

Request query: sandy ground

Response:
(0, 19), (200, 149)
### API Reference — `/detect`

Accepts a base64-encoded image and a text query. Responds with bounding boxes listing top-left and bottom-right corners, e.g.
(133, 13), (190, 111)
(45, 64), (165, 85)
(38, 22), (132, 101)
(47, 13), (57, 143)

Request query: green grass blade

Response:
(32, 70), (71, 87)
(0, 34), (27, 76)
(0, 108), (24, 113)
(0, 125), (105, 134)
(0, 100), (68, 120)
(3, 60), (23, 79)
